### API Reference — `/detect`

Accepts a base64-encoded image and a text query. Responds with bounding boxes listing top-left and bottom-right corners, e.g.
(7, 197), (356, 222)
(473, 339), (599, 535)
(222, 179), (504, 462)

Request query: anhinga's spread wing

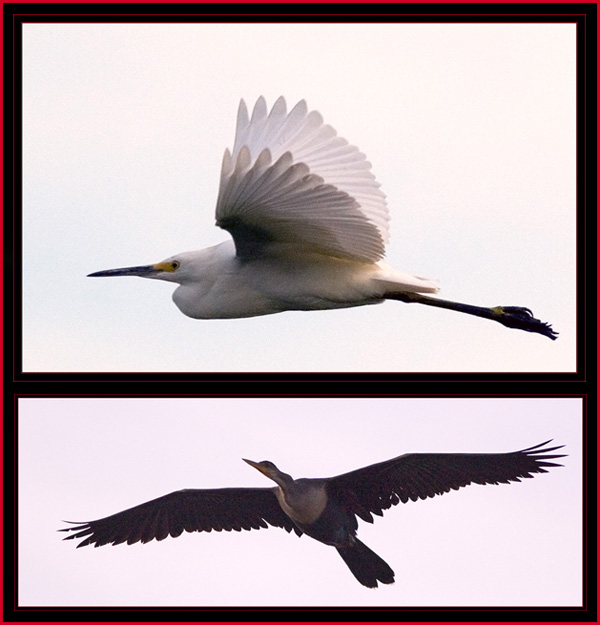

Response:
(215, 96), (389, 263)
(60, 487), (301, 548)
(326, 441), (565, 524)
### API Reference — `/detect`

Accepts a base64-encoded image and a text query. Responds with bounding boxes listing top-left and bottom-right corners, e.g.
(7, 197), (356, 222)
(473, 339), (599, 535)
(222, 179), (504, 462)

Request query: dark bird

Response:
(60, 441), (564, 588)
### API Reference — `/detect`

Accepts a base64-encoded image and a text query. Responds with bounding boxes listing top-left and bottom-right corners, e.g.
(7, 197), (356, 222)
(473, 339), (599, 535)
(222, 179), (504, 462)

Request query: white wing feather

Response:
(216, 97), (390, 263)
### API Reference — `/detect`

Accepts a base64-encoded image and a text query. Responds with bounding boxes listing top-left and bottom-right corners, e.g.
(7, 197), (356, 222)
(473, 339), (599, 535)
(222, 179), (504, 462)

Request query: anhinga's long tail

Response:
(336, 539), (395, 588)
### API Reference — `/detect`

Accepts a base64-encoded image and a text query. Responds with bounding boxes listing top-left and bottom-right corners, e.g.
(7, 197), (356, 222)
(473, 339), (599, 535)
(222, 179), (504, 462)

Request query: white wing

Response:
(215, 97), (390, 263)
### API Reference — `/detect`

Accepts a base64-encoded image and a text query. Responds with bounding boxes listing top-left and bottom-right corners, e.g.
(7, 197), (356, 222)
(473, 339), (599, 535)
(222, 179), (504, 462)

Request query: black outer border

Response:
(6, 3), (594, 384)
(3, 2), (597, 623)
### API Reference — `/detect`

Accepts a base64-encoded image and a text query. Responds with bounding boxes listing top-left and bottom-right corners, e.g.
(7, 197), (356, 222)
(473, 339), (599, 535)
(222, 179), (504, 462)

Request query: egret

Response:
(89, 97), (557, 339)
(60, 441), (563, 588)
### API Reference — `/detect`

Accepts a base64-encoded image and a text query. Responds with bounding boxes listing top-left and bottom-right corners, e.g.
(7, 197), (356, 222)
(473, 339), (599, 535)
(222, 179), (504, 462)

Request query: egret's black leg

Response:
(385, 292), (558, 340)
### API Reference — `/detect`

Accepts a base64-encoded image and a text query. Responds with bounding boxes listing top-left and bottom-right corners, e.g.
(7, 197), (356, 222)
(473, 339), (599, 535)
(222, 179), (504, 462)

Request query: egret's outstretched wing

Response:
(327, 441), (565, 523)
(215, 97), (389, 263)
(59, 487), (301, 548)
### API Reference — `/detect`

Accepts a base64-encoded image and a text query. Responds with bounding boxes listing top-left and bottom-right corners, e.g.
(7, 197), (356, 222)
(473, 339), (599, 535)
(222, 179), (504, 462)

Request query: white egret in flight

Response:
(89, 97), (556, 339)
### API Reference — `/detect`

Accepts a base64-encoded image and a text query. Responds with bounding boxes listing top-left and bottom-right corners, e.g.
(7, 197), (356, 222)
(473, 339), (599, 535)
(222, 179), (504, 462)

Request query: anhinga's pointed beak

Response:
(242, 458), (261, 470)
(242, 458), (272, 477)
(242, 459), (283, 482)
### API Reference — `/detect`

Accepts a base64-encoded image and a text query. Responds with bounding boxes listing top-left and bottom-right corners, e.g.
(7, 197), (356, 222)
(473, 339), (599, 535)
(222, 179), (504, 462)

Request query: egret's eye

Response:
(171, 260), (180, 271)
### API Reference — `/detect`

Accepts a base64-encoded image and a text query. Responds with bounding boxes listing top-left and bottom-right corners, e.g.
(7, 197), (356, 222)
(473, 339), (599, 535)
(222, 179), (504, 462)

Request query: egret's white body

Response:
(165, 241), (436, 319)
(91, 97), (437, 318)
(89, 97), (556, 339)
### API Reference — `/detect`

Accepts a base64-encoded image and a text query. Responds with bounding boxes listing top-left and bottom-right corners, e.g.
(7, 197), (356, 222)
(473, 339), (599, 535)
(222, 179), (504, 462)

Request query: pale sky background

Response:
(18, 397), (582, 608)
(21, 23), (576, 372)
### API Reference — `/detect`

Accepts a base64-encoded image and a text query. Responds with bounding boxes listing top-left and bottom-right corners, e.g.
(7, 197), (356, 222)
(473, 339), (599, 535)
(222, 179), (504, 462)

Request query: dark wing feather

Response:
(327, 441), (565, 524)
(59, 487), (301, 548)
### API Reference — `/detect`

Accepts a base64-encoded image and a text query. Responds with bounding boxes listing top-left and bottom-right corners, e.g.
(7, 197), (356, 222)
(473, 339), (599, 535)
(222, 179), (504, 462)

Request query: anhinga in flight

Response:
(60, 441), (564, 588)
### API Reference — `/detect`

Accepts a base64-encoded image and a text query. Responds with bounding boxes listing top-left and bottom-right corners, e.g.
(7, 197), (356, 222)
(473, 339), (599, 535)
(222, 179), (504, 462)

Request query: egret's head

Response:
(88, 254), (195, 284)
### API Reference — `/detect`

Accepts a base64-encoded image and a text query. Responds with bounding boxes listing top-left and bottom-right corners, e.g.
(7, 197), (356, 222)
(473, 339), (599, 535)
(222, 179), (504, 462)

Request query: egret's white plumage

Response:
(89, 97), (556, 339)
(90, 96), (438, 319)
(218, 96), (390, 263)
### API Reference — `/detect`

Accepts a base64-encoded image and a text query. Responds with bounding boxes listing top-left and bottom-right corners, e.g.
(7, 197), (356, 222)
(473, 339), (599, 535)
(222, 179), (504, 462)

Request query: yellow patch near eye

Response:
(155, 261), (178, 273)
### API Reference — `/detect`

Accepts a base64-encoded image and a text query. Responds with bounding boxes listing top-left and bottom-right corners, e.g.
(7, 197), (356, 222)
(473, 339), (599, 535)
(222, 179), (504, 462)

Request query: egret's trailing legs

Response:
(386, 292), (558, 340)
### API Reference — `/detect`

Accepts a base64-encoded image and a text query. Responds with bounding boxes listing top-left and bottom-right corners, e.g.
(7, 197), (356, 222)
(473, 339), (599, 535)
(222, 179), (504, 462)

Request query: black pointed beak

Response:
(87, 264), (162, 278)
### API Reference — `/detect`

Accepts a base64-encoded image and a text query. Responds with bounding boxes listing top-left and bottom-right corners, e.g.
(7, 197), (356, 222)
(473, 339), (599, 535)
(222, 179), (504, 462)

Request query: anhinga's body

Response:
(245, 460), (395, 587)
(61, 441), (564, 588)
